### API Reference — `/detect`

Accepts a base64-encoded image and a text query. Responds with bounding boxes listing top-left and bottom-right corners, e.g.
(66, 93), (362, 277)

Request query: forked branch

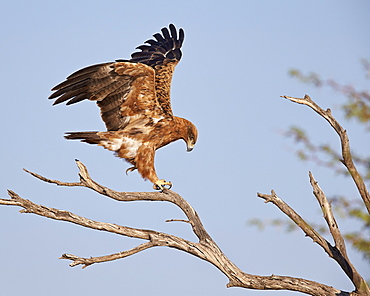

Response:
(281, 94), (370, 214)
(257, 173), (368, 295)
(0, 160), (351, 296)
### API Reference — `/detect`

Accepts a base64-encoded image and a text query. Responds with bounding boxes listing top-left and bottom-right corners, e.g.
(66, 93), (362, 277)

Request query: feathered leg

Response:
(133, 144), (172, 190)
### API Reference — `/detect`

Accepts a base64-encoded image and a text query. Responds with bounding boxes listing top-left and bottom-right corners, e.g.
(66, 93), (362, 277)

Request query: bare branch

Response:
(281, 94), (370, 214)
(258, 186), (369, 295)
(0, 161), (354, 296)
(24, 160), (210, 242)
(4, 190), (155, 240)
(23, 168), (81, 187)
(165, 219), (191, 224)
(308, 172), (368, 293)
(308, 172), (346, 254)
(257, 190), (335, 255)
(1, 189), (209, 265)
(60, 241), (156, 268)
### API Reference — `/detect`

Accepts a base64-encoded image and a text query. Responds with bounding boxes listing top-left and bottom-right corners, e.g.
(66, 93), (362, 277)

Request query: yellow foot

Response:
(153, 179), (172, 190)
(125, 166), (137, 175)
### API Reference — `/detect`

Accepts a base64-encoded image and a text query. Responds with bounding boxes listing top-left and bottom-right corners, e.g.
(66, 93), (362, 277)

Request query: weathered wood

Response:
(281, 94), (370, 215)
(1, 160), (364, 295)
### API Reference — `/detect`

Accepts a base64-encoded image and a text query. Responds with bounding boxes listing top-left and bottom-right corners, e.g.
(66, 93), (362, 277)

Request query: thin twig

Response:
(257, 190), (334, 254)
(165, 219), (191, 223)
(23, 169), (82, 187)
(308, 172), (346, 254)
(60, 241), (156, 268)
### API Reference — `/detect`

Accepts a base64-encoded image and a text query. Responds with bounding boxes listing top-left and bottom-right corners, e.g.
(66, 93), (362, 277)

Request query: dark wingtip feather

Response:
(53, 96), (69, 105)
(161, 27), (171, 40)
(169, 24), (177, 40)
(130, 24), (184, 67)
(153, 33), (165, 43)
(65, 93), (87, 105)
(177, 28), (185, 48)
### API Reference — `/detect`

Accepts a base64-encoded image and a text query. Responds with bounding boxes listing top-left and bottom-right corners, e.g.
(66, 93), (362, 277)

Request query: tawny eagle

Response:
(49, 24), (198, 190)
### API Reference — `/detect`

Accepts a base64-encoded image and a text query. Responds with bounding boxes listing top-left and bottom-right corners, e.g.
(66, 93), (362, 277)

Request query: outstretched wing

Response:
(49, 61), (163, 131)
(127, 23), (185, 115)
(49, 24), (184, 129)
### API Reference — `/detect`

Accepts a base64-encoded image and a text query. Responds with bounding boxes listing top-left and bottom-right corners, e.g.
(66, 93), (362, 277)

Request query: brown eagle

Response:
(49, 24), (198, 190)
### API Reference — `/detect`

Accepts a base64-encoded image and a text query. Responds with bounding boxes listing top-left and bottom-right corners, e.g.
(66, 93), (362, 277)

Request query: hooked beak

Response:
(186, 142), (194, 152)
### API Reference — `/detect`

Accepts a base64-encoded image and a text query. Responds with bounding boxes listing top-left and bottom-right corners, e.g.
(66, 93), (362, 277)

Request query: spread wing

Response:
(49, 24), (184, 129)
(49, 62), (162, 131)
(124, 23), (184, 115)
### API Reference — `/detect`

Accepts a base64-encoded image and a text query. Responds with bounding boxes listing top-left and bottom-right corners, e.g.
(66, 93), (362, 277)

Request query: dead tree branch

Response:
(281, 94), (370, 214)
(257, 173), (368, 295)
(0, 160), (354, 296)
(251, 94), (370, 295)
(307, 172), (366, 291)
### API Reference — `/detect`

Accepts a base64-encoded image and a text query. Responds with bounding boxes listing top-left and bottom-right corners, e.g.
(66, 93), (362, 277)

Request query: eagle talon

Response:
(153, 179), (172, 190)
(125, 166), (137, 175)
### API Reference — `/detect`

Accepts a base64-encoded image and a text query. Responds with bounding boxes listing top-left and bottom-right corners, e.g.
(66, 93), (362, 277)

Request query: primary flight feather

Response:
(49, 24), (198, 190)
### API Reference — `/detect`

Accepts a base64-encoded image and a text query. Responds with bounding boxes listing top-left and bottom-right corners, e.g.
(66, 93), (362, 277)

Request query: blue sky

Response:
(0, 1), (369, 295)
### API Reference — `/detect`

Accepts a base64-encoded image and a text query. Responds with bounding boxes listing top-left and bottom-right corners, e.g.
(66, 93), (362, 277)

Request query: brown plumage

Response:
(49, 24), (198, 190)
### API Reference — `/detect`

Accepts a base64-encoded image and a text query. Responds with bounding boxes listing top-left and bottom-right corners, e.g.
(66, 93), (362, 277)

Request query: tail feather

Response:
(64, 131), (101, 144)
(65, 131), (125, 153)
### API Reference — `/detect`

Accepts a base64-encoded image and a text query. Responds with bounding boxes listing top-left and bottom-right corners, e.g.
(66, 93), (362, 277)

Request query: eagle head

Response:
(185, 121), (198, 152)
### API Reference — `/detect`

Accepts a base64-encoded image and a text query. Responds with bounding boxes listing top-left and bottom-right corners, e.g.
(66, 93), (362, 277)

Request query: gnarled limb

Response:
(258, 173), (369, 295)
(281, 94), (370, 215)
(0, 161), (354, 296)
(251, 93), (370, 295)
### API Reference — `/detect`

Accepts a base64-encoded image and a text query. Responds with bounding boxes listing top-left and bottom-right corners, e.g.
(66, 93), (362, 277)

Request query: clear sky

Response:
(0, 1), (369, 295)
